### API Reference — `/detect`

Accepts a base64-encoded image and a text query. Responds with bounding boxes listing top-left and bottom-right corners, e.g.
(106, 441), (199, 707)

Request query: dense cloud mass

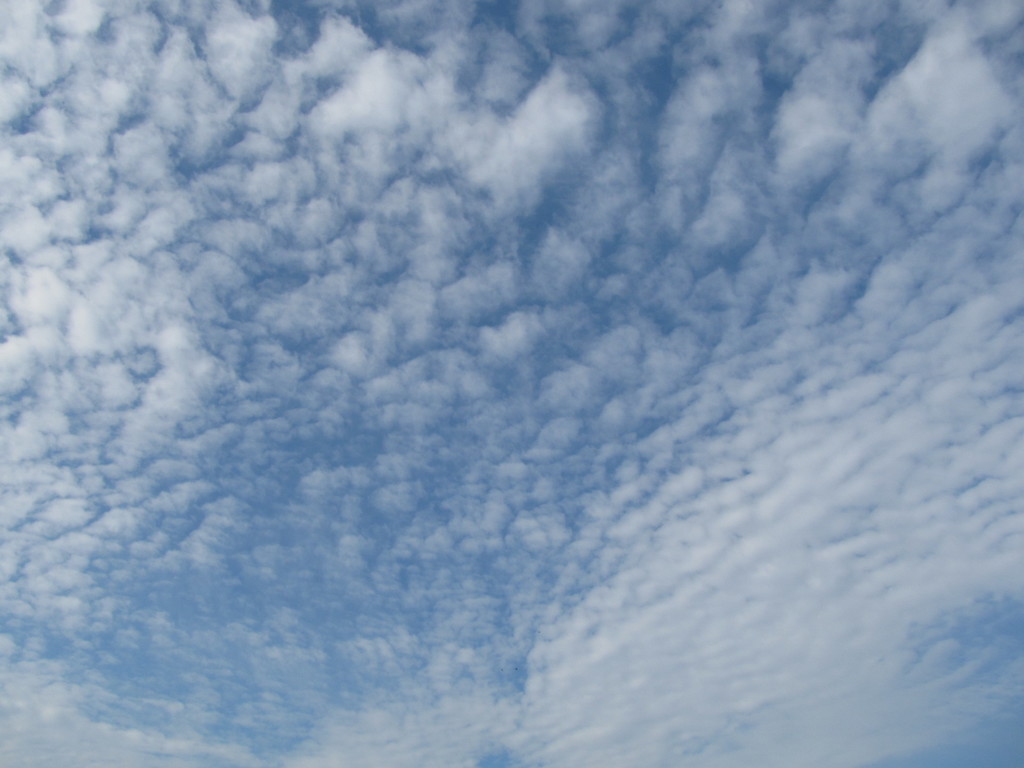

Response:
(1, 0), (1023, 766)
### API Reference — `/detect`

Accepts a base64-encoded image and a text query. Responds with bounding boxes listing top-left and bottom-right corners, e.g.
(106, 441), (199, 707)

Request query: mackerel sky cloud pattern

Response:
(1, 1), (1023, 766)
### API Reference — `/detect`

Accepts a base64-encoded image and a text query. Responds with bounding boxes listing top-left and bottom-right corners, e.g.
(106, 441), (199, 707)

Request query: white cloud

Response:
(312, 47), (422, 137)
(480, 311), (544, 359)
(772, 39), (871, 186)
(453, 66), (598, 208)
(205, 3), (278, 102)
(0, 74), (32, 124)
(284, 690), (515, 768)
(53, 0), (106, 36)
(0, 660), (262, 768)
(440, 262), (518, 322)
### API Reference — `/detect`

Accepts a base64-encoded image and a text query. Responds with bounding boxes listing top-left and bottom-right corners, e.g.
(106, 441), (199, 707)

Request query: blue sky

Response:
(1, 0), (1023, 766)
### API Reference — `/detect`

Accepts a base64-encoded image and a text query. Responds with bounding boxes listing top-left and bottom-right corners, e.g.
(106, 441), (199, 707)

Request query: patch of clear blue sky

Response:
(866, 731), (1024, 768)
(478, 747), (519, 768)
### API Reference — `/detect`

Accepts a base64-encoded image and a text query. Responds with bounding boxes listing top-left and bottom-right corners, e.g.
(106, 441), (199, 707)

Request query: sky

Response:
(1, 0), (1023, 766)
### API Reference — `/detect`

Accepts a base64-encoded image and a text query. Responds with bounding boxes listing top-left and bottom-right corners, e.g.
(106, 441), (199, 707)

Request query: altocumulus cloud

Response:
(1, 0), (1023, 767)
